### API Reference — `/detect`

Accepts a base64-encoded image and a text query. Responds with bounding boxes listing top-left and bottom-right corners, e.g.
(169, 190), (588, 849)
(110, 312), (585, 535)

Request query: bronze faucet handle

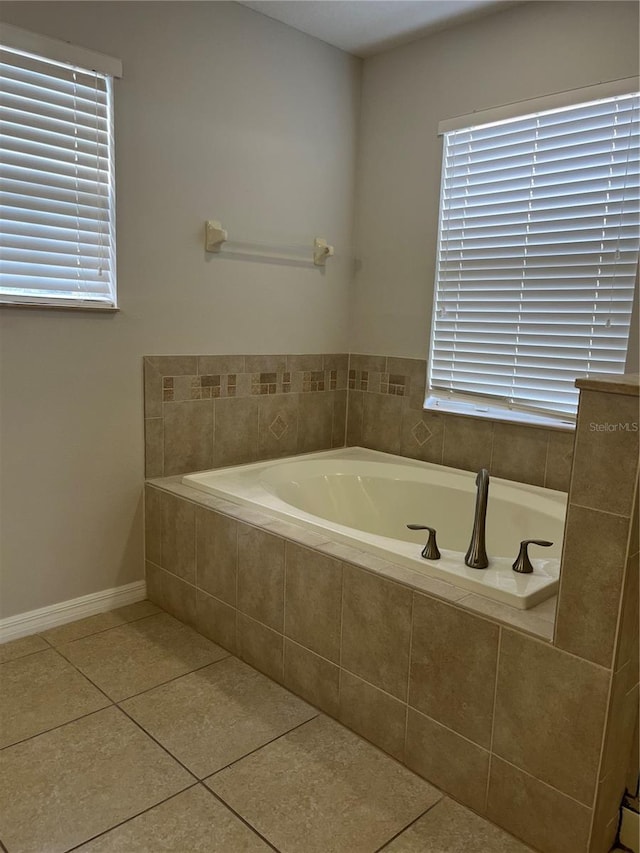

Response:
(407, 524), (441, 560)
(512, 539), (553, 574)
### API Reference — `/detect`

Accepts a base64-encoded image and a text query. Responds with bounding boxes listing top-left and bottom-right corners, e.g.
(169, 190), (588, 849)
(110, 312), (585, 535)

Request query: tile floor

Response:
(0, 601), (541, 852)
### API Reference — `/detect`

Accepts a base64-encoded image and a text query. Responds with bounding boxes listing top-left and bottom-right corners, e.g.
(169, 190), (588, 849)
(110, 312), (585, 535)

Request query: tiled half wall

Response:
(144, 352), (575, 490)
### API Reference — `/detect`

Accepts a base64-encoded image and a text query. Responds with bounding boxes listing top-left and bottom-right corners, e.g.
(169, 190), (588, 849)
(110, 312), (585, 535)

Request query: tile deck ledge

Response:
(145, 476), (556, 643)
(575, 373), (640, 396)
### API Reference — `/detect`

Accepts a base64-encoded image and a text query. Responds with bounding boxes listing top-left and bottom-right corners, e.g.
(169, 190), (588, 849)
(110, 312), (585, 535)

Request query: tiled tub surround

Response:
(145, 373), (639, 853)
(143, 353), (575, 491)
(144, 354), (348, 477)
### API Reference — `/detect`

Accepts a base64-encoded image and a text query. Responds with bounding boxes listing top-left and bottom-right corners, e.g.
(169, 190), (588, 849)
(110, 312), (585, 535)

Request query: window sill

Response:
(0, 301), (119, 314)
(423, 396), (576, 432)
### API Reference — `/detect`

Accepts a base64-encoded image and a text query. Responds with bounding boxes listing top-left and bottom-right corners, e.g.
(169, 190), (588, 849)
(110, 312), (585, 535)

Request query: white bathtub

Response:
(182, 447), (567, 609)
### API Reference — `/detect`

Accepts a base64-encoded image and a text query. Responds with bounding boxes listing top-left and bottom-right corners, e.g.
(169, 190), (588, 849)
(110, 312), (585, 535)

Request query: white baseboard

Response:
(0, 580), (147, 644)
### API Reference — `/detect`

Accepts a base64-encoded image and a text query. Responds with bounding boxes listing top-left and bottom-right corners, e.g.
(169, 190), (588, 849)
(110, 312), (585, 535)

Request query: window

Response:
(427, 81), (640, 426)
(0, 25), (121, 309)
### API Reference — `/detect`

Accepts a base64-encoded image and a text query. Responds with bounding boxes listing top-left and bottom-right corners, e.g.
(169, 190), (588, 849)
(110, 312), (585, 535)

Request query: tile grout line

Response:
(204, 787), (282, 853)
(61, 783), (201, 853)
(484, 624), (503, 813)
(205, 713), (321, 778)
(0, 704), (115, 754)
(373, 797), (445, 852)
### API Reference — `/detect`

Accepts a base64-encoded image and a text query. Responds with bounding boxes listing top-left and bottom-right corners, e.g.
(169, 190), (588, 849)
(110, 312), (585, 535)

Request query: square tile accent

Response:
(60, 612), (228, 702)
(0, 648), (110, 748)
(121, 657), (316, 778)
(0, 706), (192, 853)
(75, 785), (272, 852)
(207, 715), (442, 853)
(383, 796), (534, 852)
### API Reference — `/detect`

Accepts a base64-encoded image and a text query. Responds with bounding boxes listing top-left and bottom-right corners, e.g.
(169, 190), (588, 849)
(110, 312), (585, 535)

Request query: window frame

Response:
(0, 24), (122, 312)
(425, 78), (640, 430)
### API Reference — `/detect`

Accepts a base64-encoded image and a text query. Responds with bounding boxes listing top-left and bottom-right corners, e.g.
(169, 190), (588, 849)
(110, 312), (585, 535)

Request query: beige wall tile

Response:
(615, 554), (639, 672)
(160, 491), (196, 583)
(342, 565), (412, 700)
(286, 354), (324, 372)
(323, 353), (349, 372)
(163, 400), (213, 476)
(409, 594), (499, 748)
(443, 415), (493, 473)
(457, 594), (554, 642)
(600, 664), (639, 782)
(400, 410), (445, 464)
(346, 389), (364, 446)
(491, 423), (548, 486)
(144, 418), (164, 478)
(144, 486), (162, 567)
(146, 356), (198, 375)
(196, 590), (237, 655)
(196, 508), (237, 605)
(589, 773), (623, 853)
(571, 390), (639, 516)
(283, 639), (340, 717)
(298, 391), (333, 453)
(362, 393), (403, 454)
(350, 354), (386, 373)
(244, 354), (287, 373)
(332, 389), (347, 447)
(197, 355), (246, 375)
(237, 613), (284, 683)
(493, 629), (610, 805)
(284, 543), (342, 662)
(146, 562), (197, 629)
(405, 708), (490, 813)
(143, 360), (163, 419)
(237, 526), (285, 631)
(0, 706), (192, 853)
(487, 757), (592, 853)
(555, 504), (629, 666)
(257, 394), (299, 459)
(545, 429), (575, 492)
(75, 785), (271, 853)
(213, 397), (258, 468)
(338, 670), (406, 761)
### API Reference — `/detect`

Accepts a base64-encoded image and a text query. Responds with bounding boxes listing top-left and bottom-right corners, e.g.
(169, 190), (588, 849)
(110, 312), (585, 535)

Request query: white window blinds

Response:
(428, 89), (640, 425)
(0, 43), (117, 308)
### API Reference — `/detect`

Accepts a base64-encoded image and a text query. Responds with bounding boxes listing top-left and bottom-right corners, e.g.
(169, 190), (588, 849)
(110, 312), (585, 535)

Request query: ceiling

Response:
(238, 0), (520, 57)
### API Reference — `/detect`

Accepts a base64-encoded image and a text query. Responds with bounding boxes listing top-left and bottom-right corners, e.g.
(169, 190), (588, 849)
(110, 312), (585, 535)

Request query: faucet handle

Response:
(407, 524), (441, 560)
(512, 539), (553, 574)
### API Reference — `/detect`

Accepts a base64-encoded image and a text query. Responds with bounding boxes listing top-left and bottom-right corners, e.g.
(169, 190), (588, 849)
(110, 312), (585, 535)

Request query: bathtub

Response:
(182, 447), (567, 609)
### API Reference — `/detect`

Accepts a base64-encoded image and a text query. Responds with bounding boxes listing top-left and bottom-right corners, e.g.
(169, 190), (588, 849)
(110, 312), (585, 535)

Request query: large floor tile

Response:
(0, 706), (193, 853)
(207, 715), (441, 853)
(0, 648), (110, 748)
(381, 797), (534, 852)
(41, 600), (160, 647)
(75, 785), (272, 852)
(121, 656), (317, 777)
(0, 633), (48, 663)
(59, 612), (229, 700)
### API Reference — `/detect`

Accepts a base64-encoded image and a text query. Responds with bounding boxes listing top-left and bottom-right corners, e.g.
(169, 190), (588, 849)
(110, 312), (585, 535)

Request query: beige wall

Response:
(351, 0), (640, 357)
(0, 2), (360, 618)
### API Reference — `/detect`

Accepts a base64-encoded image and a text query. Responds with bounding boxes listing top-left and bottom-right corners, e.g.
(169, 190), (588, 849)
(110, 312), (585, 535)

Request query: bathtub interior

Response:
(182, 447), (567, 609)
